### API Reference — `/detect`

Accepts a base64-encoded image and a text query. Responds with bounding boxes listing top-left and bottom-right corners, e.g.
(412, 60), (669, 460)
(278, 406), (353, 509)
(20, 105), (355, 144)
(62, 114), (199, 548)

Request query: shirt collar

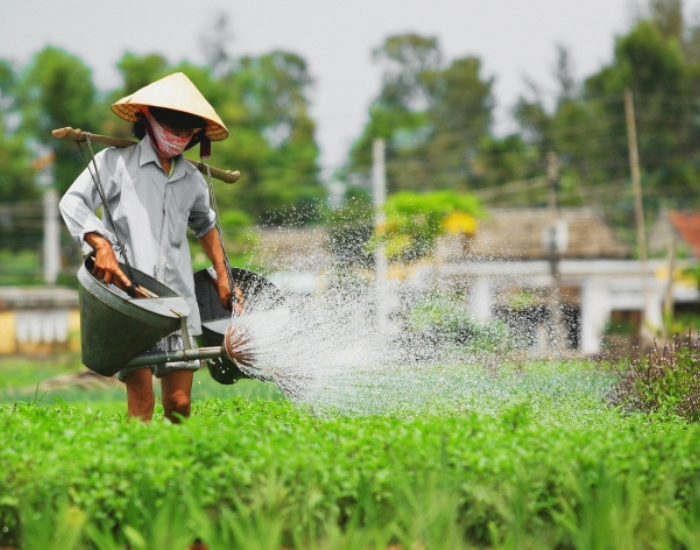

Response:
(137, 137), (197, 182)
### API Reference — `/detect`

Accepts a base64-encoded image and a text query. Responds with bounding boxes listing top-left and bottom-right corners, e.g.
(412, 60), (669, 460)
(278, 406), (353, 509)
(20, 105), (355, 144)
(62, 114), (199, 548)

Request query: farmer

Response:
(59, 73), (232, 423)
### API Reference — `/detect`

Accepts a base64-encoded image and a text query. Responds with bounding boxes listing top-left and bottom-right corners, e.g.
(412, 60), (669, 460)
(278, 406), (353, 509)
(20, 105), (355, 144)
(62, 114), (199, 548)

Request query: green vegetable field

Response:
(2, 352), (700, 549)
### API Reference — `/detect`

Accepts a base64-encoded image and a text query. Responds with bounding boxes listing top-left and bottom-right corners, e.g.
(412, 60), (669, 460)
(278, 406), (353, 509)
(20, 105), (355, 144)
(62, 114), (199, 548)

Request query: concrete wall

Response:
(0, 287), (80, 355)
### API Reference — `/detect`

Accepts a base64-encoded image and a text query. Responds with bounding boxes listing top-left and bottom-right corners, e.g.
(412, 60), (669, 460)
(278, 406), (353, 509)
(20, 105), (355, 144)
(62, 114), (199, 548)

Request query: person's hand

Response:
(215, 275), (231, 312)
(230, 284), (245, 315)
(85, 233), (132, 289)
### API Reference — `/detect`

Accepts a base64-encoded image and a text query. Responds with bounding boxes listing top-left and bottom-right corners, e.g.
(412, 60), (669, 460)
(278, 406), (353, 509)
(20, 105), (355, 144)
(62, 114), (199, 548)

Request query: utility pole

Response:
(43, 188), (60, 285)
(662, 232), (677, 339)
(546, 151), (565, 350)
(372, 138), (389, 334)
(624, 88), (650, 336)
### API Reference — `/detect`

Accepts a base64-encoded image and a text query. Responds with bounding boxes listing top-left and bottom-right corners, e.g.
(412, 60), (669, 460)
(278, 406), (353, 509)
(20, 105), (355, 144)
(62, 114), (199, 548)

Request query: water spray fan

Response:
(194, 266), (286, 385)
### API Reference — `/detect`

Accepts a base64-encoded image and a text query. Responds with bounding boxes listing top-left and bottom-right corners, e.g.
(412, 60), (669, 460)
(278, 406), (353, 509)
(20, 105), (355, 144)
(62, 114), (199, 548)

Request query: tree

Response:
(651, 0), (683, 39)
(116, 52), (170, 99)
(426, 56), (494, 190)
(213, 50), (322, 223)
(368, 190), (486, 262)
(199, 11), (235, 77)
(17, 46), (99, 194)
(343, 34), (494, 194)
(584, 18), (695, 199)
(0, 60), (35, 202)
(373, 33), (442, 112)
(510, 6), (700, 213)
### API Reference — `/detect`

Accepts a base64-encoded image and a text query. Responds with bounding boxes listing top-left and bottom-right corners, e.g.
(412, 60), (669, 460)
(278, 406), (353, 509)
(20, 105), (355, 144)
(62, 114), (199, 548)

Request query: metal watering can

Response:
(78, 256), (284, 383)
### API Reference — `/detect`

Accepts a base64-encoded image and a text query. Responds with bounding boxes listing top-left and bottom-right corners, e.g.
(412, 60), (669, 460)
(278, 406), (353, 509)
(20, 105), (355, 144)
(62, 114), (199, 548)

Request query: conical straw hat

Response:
(111, 72), (228, 141)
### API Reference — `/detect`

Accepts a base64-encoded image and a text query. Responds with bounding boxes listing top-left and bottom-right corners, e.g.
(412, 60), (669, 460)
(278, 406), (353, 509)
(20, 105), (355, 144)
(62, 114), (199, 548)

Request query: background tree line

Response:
(1, 0), (699, 266)
(0, 23), (322, 224)
(341, 0), (700, 246)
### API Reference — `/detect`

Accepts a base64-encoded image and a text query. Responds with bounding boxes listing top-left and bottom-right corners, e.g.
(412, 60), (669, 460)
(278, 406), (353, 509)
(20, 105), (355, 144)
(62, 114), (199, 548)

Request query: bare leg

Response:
(124, 368), (155, 421)
(161, 370), (194, 423)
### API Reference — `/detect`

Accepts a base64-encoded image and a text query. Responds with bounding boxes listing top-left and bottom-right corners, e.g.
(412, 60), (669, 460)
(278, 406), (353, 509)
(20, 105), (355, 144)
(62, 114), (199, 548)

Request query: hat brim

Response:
(111, 73), (229, 142)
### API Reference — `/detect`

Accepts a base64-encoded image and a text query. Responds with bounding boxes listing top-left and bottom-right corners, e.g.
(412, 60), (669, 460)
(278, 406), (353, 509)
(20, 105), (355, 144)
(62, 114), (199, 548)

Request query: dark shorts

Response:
(115, 332), (200, 382)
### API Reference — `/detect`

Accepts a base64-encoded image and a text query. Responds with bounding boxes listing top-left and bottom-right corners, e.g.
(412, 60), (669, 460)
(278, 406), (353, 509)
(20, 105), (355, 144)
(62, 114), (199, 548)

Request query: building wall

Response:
(0, 308), (81, 355)
(0, 311), (16, 354)
(0, 287), (80, 355)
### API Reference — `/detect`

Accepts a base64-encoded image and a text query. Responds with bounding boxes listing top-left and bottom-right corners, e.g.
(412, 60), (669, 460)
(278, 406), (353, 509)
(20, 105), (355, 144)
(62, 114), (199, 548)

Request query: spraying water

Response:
(222, 214), (606, 417)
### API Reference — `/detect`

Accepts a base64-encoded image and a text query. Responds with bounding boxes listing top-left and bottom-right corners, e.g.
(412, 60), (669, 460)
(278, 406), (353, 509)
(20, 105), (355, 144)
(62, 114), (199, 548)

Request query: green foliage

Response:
(0, 249), (42, 285)
(2, 358), (700, 548)
(511, 5), (700, 217)
(343, 33), (494, 193)
(684, 262), (700, 291)
(469, 133), (541, 190)
(18, 46), (99, 195)
(666, 311), (700, 338)
(368, 189), (486, 261)
(0, 45), (322, 223)
(0, 124), (36, 202)
(216, 208), (257, 257)
(609, 332), (700, 421)
(116, 52), (170, 99)
(508, 291), (540, 312)
(213, 50), (323, 223)
(0, 44), (326, 277)
(406, 293), (510, 354)
(322, 197), (375, 268)
(0, 61), (37, 203)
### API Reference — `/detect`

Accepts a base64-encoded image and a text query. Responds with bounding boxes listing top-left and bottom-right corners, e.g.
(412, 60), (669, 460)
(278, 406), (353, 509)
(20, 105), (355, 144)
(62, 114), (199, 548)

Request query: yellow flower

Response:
(442, 212), (478, 235)
(385, 234), (413, 259)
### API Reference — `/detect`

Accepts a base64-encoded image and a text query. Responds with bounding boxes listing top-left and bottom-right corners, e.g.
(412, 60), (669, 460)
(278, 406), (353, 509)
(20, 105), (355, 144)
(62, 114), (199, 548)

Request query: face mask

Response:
(142, 107), (192, 158)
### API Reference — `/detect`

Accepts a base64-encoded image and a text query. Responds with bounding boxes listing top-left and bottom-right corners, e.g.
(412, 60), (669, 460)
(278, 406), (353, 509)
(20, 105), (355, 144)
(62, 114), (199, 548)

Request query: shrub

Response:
(367, 190), (486, 263)
(406, 293), (511, 355)
(608, 332), (700, 421)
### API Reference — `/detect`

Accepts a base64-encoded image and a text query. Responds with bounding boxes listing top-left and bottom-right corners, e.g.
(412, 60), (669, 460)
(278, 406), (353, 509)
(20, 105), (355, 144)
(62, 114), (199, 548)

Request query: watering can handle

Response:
(115, 278), (158, 299)
(114, 277), (158, 299)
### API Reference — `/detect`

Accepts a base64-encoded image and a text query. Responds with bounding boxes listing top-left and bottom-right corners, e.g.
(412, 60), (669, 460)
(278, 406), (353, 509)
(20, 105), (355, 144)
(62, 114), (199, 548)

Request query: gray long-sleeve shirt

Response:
(59, 137), (217, 335)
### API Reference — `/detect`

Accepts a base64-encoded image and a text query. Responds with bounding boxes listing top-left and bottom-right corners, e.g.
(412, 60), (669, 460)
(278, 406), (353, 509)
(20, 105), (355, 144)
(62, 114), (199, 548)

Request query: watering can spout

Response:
(194, 267), (285, 384)
(223, 325), (256, 369)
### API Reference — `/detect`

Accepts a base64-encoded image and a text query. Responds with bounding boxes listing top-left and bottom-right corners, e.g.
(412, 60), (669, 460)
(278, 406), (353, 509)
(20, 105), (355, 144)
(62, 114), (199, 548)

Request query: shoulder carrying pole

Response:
(52, 127), (241, 184)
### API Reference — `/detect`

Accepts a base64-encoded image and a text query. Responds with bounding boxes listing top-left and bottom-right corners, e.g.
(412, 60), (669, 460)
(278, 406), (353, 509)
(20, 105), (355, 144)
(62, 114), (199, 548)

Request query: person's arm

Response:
(198, 227), (232, 310)
(58, 149), (116, 254)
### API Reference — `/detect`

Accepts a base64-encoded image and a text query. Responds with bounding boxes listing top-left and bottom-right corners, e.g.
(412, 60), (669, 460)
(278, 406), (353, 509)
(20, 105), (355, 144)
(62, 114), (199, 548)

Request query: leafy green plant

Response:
(367, 190), (486, 262)
(19, 499), (87, 550)
(684, 263), (700, 291)
(323, 197), (375, 269)
(407, 293), (510, 354)
(4, 359), (700, 548)
(508, 290), (540, 312)
(0, 249), (43, 285)
(608, 332), (700, 421)
(665, 311), (700, 340)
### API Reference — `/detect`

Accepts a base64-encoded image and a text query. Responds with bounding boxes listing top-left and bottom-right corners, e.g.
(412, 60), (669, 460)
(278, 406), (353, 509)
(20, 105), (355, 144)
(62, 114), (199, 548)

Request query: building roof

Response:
(251, 207), (630, 269)
(439, 207), (631, 261)
(668, 211), (700, 259)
